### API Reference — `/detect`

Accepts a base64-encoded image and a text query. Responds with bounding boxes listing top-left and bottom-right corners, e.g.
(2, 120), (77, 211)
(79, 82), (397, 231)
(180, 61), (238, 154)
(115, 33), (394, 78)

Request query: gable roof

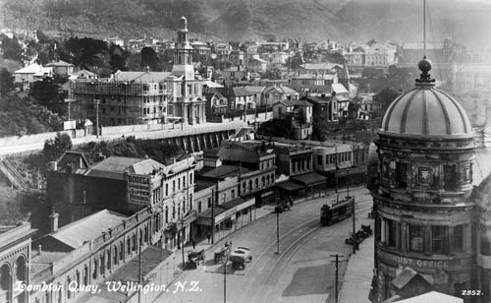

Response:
(14, 63), (52, 75)
(48, 210), (128, 250)
(332, 83), (349, 94)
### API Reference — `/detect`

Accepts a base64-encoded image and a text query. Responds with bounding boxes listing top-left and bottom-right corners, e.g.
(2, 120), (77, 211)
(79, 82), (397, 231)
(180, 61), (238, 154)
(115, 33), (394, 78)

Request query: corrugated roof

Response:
(46, 60), (74, 67)
(301, 63), (342, 71)
(332, 83), (349, 94)
(14, 63), (52, 74)
(49, 210), (128, 249)
(113, 71), (171, 83)
(232, 86), (254, 97)
(199, 165), (250, 179)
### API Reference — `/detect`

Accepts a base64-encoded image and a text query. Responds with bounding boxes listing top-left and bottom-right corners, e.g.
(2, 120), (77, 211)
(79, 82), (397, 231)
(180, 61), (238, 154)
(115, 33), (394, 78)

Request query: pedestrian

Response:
(207, 232), (210, 243)
(192, 239), (196, 249)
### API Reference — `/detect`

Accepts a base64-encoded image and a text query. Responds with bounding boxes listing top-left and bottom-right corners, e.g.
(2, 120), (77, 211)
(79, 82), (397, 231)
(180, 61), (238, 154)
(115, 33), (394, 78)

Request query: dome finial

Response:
(416, 56), (435, 86)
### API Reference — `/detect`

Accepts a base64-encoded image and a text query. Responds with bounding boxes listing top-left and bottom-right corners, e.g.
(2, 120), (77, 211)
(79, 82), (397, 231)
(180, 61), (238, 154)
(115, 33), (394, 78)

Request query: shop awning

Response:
(275, 181), (304, 192)
(196, 197), (255, 226)
(291, 172), (327, 187)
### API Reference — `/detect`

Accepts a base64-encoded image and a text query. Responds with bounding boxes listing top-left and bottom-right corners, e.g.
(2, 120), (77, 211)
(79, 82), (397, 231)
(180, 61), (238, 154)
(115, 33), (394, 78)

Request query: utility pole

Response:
(180, 213), (185, 270)
(95, 98), (100, 138)
(223, 244), (231, 303)
(330, 254), (344, 303)
(276, 192), (280, 254)
(352, 196), (357, 254)
(211, 188), (215, 244)
(138, 237), (142, 303)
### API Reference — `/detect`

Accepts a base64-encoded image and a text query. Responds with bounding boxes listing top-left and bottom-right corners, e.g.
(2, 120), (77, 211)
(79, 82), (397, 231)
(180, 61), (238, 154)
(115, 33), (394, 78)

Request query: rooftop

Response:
(199, 165), (250, 179)
(112, 70), (172, 83)
(48, 209), (128, 250)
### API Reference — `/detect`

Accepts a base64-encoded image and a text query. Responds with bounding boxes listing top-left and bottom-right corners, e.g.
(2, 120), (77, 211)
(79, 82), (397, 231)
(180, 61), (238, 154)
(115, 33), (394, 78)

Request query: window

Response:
(173, 180), (176, 192)
(432, 226), (445, 253)
(417, 167), (432, 186)
(387, 219), (397, 248)
(92, 260), (98, 279)
(207, 198), (211, 208)
(190, 173), (193, 184)
(444, 165), (457, 191)
(183, 176), (186, 187)
(231, 190), (235, 199)
(165, 184), (168, 196)
(198, 202), (202, 213)
(318, 155), (323, 166)
(409, 225), (424, 252)
(119, 242), (124, 261)
(178, 178), (181, 190)
(113, 245), (118, 265)
(396, 162), (408, 187)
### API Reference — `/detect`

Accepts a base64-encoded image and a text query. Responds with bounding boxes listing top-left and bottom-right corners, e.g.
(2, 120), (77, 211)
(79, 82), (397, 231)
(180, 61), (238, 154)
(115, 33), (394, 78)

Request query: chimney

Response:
(49, 207), (59, 233)
(48, 161), (58, 171)
(37, 244), (42, 255)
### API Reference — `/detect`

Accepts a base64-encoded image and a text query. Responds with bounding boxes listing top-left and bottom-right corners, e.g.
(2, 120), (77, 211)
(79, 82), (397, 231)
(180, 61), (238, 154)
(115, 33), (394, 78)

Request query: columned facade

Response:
(370, 58), (477, 302)
(0, 223), (33, 303)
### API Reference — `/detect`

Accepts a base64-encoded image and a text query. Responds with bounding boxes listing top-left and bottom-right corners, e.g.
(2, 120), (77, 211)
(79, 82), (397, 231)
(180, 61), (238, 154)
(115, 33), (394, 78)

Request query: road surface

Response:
(154, 186), (373, 303)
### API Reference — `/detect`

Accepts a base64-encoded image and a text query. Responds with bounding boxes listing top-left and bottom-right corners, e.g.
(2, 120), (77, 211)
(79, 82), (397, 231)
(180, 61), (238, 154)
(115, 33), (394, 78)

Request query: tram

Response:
(320, 196), (354, 226)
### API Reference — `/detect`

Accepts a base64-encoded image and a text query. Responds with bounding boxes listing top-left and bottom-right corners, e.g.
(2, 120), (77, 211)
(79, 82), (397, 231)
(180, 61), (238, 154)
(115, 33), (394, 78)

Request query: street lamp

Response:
(223, 242), (231, 303)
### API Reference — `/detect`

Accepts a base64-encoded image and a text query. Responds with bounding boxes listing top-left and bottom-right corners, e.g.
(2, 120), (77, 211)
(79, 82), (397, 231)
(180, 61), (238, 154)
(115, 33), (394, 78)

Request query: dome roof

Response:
(380, 59), (473, 138)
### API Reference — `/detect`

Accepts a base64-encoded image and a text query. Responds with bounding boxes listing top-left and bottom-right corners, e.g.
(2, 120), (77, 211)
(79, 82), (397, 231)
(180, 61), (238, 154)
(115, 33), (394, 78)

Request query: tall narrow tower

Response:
(172, 16), (195, 80)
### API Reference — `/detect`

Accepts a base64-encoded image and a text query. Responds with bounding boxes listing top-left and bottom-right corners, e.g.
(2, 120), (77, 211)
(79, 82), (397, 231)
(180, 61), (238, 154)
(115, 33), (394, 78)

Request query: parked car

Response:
(231, 247), (252, 262)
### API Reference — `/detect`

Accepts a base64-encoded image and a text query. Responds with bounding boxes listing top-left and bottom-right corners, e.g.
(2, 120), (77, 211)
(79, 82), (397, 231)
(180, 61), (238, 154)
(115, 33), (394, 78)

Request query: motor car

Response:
(231, 247), (252, 262)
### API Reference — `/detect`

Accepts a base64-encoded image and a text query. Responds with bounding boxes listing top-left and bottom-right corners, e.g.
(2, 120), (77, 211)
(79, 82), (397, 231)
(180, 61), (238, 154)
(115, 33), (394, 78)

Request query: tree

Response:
(109, 44), (127, 72)
(30, 79), (65, 115)
(140, 47), (160, 70)
(374, 87), (401, 115)
(0, 68), (14, 96)
(43, 133), (72, 162)
(0, 35), (24, 62)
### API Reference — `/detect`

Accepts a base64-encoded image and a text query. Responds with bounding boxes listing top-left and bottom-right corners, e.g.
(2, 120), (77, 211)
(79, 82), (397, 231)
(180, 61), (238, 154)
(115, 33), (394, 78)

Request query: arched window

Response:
(113, 245), (118, 265)
(15, 256), (26, 282)
(0, 264), (11, 299)
(249, 180), (253, 191)
(67, 276), (72, 299)
(83, 265), (89, 285)
(119, 242), (124, 261)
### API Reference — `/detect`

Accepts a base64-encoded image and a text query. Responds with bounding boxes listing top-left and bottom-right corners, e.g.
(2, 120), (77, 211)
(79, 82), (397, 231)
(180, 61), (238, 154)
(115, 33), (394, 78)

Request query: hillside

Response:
(1, 0), (490, 45)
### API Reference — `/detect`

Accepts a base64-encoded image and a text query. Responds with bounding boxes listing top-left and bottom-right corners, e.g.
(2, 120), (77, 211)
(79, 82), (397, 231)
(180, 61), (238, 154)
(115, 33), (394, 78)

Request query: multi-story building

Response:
(72, 71), (171, 126)
(0, 222), (34, 303)
(312, 143), (353, 173)
(263, 85), (299, 106)
(289, 73), (338, 96)
(203, 141), (277, 205)
(72, 17), (206, 126)
(370, 58), (476, 302)
(305, 94), (338, 122)
(47, 151), (196, 250)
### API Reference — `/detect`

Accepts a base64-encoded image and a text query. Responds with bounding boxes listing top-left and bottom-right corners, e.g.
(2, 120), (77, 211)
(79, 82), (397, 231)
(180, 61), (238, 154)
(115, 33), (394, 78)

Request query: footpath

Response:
(339, 235), (374, 303)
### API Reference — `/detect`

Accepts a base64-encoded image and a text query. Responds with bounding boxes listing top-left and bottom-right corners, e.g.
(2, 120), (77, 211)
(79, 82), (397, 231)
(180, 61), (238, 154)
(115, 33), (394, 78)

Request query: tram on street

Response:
(320, 196), (354, 226)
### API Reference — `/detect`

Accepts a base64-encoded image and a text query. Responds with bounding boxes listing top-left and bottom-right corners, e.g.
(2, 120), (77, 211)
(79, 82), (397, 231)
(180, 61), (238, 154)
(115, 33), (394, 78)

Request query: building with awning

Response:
(195, 196), (256, 240)
(291, 172), (326, 187)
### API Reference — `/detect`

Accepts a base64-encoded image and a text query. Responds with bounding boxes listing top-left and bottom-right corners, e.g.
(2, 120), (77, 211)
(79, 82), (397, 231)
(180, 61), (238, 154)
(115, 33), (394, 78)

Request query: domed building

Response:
(370, 58), (477, 302)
